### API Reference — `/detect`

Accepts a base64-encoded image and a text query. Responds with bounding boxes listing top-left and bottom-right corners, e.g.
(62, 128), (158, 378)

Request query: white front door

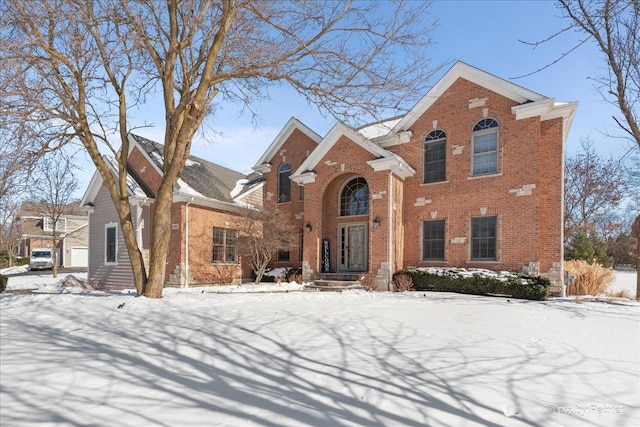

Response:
(339, 223), (368, 272)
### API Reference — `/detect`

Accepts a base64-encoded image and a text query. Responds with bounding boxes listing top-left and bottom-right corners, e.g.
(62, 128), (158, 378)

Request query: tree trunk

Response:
(634, 215), (640, 300)
(52, 238), (58, 279)
(144, 182), (174, 298)
(111, 195), (147, 296)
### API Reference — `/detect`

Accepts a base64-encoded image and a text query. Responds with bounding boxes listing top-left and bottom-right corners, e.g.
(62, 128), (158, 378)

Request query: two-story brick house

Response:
(253, 62), (577, 290)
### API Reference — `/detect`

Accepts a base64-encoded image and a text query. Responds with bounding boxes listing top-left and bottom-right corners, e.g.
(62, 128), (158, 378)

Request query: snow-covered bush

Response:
(394, 267), (549, 300)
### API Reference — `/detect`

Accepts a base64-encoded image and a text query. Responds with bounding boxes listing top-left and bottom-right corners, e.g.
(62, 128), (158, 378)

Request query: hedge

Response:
(0, 274), (7, 293)
(394, 268), (550, 301)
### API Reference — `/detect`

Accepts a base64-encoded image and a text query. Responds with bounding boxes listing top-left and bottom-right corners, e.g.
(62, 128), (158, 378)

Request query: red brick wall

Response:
(389, 77), (558, 275)
(262, 128), (320, 269)
(268, 77), (564, 281)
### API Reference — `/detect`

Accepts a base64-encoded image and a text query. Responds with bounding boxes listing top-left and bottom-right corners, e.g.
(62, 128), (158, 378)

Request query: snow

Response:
(176, 177), (206, 198)
(607, 270), (638, 298)
(1, 272), (638, 426)
(357, 117), (402, 139)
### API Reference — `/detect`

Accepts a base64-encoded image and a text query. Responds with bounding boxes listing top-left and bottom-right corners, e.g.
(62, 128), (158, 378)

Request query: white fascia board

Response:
(393, 61), (547, 133)
(79, 169), (104, 207)
(367, 157), (416, 180)
(375, 130), (413, 148)
(292, 122), (391, 177)
(291, 171), (317, 185)
(541, 101), (579, 122)
(511, 98), (555, 120)
(252, 117), (322, 170)
(173, 193), (246, 215)
(252, 163), (272, 173)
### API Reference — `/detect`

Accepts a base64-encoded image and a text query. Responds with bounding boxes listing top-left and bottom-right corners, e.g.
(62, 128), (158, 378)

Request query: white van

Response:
(30, 248), (54, 270)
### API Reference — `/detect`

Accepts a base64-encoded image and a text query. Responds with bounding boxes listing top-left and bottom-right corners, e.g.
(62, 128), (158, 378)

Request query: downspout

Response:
(560, 120), (567, 298)
(184, 197), (194, 288)
(388, 172), (393, 290)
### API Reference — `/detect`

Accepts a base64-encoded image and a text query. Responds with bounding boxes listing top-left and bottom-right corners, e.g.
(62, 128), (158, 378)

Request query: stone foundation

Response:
(166, 263), (194, 287)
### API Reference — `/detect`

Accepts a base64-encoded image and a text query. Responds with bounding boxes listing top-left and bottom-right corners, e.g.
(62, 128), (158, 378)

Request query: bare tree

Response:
(1, 0), (442, 297)
(235, 203), (297, 284)
(0, 198), (21, 268)
(564, 139), (628, 242)
(29, 153), (79, 278)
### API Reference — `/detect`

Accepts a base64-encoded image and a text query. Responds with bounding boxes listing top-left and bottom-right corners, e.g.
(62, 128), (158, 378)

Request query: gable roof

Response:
(81, 134), (261, 211)
(129, 134), (246, 204)
(390, 61), (548, 135)
(291, 122), (415, 183)
(252, 117), (322, 173)
(79, 155), (152, 209)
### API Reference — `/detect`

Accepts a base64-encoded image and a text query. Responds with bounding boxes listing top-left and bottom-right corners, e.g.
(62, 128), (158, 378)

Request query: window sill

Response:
(420, 180), (449, 187)
(211, 262), (239, 265)
(277, 201), (292, 205)
(467, 173), (502, 180)
(105, 262), (117, 266)
(467, 260), (499, 264)
(419, 260), (448, 263)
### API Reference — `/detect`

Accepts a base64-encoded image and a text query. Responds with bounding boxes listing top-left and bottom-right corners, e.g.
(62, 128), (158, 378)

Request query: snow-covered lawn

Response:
(1, 272), (638, 426)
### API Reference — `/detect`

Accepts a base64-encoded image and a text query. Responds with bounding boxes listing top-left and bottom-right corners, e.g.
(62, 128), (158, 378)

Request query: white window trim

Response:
(105, 222), (118, 266)
(471, 125), (499, 177)
(43, 216), (67, 232)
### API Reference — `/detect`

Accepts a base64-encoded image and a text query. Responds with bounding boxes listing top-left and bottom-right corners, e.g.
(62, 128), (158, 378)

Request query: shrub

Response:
(0, 274), (7, 293)
(393, 268), (549, 301)
(564, 260), (613, 296)
(358, 273), (378, 291)
(392, 274), (414, 292)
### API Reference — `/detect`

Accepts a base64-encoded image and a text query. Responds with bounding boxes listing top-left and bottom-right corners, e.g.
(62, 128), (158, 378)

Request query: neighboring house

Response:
(17, 201), (89, 268)
(253, 62), (577, 291)
(80, 134), (263, 289)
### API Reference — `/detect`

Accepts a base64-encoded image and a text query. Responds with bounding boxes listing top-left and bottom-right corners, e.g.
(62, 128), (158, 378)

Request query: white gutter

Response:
(184, 197), (194, 288)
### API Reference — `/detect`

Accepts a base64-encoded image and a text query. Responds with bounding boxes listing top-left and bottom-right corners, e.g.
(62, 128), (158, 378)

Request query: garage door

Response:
(70, 247), (88, 267)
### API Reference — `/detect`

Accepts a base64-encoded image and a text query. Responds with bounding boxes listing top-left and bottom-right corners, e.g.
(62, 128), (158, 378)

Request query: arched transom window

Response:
(340, 178), (369, 216)
(424, 130), (446, 183)
(472, 118), (499, 176)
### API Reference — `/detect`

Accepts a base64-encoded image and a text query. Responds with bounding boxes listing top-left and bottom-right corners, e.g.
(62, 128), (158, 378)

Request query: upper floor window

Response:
(424, 130), (446, 183)
(340, 178), (369, 216)
(472, 119), (499, 176)
(212, 227), (238, 263)
(43, 216), (66, 231)
(278, 163), (292, 203)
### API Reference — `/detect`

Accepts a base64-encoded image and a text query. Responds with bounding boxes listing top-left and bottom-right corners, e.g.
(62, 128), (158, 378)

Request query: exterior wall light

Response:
(373, 216), (381, 228)
(305, 222), (312, 232)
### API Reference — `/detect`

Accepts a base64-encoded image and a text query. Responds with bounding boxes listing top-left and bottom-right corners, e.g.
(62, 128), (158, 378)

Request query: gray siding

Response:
(88, 186), (135, 289)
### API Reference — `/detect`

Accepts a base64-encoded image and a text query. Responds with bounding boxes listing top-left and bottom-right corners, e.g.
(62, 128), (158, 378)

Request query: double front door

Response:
(338, 223), (368, 272)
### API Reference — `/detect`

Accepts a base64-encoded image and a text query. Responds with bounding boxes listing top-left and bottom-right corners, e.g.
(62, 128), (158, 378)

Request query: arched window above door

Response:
(340, 177), (369, 216)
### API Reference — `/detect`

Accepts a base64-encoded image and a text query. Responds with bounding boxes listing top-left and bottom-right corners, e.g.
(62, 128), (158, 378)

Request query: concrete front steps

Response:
(304, 273), (364, 292)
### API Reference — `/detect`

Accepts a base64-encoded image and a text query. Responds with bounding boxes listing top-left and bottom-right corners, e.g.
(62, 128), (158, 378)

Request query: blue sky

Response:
(74, 0), (633, 193)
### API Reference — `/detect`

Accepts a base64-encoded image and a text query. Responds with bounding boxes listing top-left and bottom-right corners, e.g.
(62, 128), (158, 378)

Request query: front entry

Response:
(338, 223), (368, 271)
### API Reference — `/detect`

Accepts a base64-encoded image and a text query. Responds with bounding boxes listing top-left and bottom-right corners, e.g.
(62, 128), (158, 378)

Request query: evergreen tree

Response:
(565, 232), (613, 267)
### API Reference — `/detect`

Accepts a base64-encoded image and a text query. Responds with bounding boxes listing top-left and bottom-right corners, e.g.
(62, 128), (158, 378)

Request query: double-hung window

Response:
(422, 220), (445, 261)
(471, 216), (497, 261)
(213, 227), (238, 263)
(472, 119), (499, 176)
